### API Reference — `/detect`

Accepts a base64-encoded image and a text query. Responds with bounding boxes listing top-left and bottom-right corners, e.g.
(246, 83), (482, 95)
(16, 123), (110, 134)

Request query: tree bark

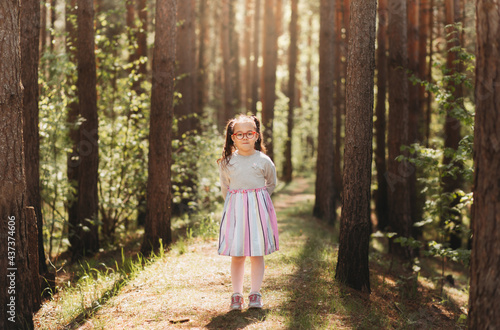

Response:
(419, 0), (431, 144)
(229, 1), (241, 111)
(387, 0), (413, 260)
(242, 0), (252, 112)
(442, 0), (464, 249)
(70, 0), (100, 258)
(250, 0), (261, 114)
(468, 1), (500, 327)
(175, 0), (197, 135)
(283, 0), (298, 183)
(221, 0), (235, 121)
(336, 0), (376, 293)
(313, 0), (336, 225)
(197, 0), (209, 116)
(0, 1), (35, 327)
(333, 0), (343, 200)
(261, 0), (278, 160)
(137, 0), (148, 76)
(375, 0), (389, 231)
(141, 0), (176, 255)
(21, 0), (47, 281)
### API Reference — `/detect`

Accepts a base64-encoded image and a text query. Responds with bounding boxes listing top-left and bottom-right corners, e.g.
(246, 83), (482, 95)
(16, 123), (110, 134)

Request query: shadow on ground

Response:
(205, 308), (269, 329)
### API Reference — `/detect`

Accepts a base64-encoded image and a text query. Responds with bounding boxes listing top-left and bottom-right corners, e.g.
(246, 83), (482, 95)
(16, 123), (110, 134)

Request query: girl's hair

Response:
(217, 114), (267, 168)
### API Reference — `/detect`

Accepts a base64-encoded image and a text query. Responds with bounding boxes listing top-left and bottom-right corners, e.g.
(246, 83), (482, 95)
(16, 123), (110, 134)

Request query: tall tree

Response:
(250, 0), (261, 114)
(261, 0), (278, 159)
(175, 0), (197, 135)
(197, 0), (209, 116)
(65, 0), (80, 249)
(21, 0), (48, 281)
(221, 0), (235, 121)
(314, 0), (335, 225)
(70, 0), (100, 258)
(375, 0), (389, 230)
(137, 0), (148, 76)
(242, 0), (252, 111)
(387, 0), (413, 259)
(333, 0), (343, 199)
(229, 1), (241, 110)
(0, 1), (35, 327)
(442, 0), (463, 249)
(283, 0), (298, 183)
(336, 0), (377, 293)
(419, 0), (431, 143)
(141, 0), (177, 254)
(468, 1), (500, 326)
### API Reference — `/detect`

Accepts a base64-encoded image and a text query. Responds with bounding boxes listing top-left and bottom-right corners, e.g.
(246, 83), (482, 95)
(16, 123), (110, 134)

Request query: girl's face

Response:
(231, 122), (258, 156)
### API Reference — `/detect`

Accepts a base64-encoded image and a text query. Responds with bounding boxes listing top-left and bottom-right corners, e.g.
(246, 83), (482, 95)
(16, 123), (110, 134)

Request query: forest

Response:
(0, 0), (499, 328)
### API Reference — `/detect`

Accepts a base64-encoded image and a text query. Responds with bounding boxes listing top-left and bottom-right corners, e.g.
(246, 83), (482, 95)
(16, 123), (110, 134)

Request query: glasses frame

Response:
(232, 131), (258, 140)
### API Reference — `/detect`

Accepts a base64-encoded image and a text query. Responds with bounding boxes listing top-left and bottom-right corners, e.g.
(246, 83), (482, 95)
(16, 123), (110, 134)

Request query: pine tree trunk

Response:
(221, 0), (235, 121)
(71, 0), (100, 258)
(137, 0), (148, 76)
(229, 1), (241, 111)
(141, 0), (176, 255)
(468, 1), (500, 326)
(375, 0), (389, 231)
(21, 0), (47, 281)
(197, 0), (208, 116)
(250, 0), (261, 114)
(261, 0), (278, 160)
(419, 0), (431, 143)
(175, 0), (197, 135)
(243, 0), (252, 112)
(314, 0), (336, 225)
(442, 0), (463, 249)
(333, 0), (343, 200)
(65, 0), (79, 250)
(387, 0), (413, 260)
(283, 0), (298, 183)
(336, 0), (376, 293)
(0, 1), (35, 327)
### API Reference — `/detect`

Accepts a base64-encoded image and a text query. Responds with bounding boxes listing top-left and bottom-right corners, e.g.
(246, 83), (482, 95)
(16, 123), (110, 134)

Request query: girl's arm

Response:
(219, 165), (230, 199)
(264, 160), (277, 195)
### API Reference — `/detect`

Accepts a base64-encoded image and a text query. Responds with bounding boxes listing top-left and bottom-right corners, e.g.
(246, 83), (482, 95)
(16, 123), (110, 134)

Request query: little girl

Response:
(217, 114), (279, 310)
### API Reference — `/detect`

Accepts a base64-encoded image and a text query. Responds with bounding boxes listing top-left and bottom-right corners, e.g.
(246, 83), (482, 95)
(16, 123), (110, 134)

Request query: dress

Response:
(218, 150), (279, 256)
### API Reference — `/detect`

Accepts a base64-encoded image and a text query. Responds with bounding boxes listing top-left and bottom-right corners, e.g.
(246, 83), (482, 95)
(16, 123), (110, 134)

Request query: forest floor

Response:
(34, 177), (469, 329)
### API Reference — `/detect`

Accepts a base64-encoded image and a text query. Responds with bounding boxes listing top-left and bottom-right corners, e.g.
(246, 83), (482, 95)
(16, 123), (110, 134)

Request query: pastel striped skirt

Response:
(218, 187), (279, 256)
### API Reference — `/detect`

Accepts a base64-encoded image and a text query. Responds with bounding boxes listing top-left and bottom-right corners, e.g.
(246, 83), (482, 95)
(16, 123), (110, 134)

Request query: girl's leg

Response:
(250, 256), (265, 293)
(231, 256), (246, 294)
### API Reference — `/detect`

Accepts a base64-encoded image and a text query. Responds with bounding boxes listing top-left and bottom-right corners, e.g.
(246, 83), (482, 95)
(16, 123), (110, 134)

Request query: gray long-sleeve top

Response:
(219, 150), (277, 199)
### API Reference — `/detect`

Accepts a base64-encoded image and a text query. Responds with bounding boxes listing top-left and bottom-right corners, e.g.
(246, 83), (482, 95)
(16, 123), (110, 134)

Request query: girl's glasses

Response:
(232, 131), (257, 140)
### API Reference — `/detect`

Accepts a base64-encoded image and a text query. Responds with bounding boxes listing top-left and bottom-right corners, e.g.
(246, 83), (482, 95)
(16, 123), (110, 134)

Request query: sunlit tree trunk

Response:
(176, 0), (197, 135)
(336, 0), (376, 293)
(261, 0), (278, 159)
(242, 0), (252, 111)
(468, 1), (500, 327)
(283, 0), (298, 183)
(387, 0), (413, 260)
(70, 0), (100, 259)
(141, 0), (177, 255)
(0, 1), (35, 327)
(375, 0), (389, 231)
(221, 0), (235, 120)
(314, 0), (335, 225)
(197, 0), (208, 116)
(425, 0), (435, 144)
(229, 1), (241, 111)
(250, 0), (261, 114)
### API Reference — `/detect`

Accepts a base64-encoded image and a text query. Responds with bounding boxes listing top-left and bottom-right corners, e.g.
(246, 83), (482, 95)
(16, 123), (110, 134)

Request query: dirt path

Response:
(73, 178), (319, 329)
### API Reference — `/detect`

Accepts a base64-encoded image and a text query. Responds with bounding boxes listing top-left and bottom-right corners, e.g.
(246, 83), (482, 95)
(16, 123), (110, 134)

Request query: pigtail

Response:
(251, 115), (267, 154)
(217, 119), (236, 168)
